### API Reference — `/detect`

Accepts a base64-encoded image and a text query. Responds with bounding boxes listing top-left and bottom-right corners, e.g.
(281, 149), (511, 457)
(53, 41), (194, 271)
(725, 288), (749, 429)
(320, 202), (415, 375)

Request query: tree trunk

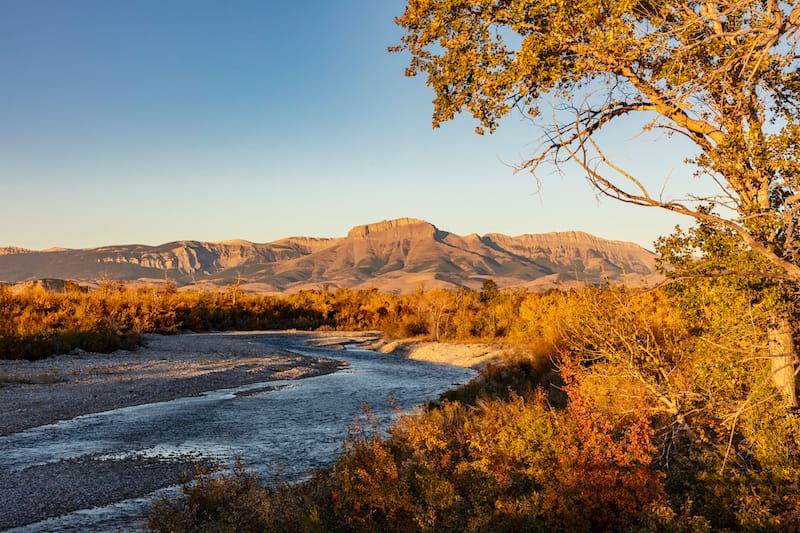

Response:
(767, 314), (798, 409)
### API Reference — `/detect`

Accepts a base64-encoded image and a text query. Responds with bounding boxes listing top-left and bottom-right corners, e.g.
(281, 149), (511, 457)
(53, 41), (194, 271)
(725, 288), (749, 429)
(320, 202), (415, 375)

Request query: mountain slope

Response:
(0, 219), (662, 292)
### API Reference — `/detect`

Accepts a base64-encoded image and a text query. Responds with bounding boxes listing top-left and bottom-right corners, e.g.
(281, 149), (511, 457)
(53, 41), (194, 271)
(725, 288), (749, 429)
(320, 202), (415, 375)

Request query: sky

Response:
(0, 0), (700, 251)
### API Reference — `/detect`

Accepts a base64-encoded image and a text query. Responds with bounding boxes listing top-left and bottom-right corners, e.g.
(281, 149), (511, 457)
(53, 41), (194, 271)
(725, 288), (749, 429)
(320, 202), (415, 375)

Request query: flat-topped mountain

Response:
(0, 219), (662, 292)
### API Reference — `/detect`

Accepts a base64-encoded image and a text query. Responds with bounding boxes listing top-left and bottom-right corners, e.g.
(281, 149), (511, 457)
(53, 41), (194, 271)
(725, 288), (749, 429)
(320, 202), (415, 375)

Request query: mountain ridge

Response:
(0, 219), (662, 292)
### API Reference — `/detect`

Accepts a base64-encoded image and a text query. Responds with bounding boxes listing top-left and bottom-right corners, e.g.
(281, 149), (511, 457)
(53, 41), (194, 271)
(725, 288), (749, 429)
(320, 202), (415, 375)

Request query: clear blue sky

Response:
(0, 0), (695, 251)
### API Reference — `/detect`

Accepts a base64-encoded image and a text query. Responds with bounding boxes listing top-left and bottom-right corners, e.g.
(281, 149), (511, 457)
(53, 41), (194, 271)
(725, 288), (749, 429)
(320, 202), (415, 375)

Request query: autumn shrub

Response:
(543, 356), (666, 532)
(655, 392), (800, 532)
(538, 285), (800, 531)
(148, 461), (273, 532)
(0, 284), (339, 359)
(0, 285), (142, 360)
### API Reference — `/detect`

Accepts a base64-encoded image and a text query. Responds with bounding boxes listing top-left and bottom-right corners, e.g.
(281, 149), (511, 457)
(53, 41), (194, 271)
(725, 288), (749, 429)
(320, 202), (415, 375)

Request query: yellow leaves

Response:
(394, 0), (800, 211)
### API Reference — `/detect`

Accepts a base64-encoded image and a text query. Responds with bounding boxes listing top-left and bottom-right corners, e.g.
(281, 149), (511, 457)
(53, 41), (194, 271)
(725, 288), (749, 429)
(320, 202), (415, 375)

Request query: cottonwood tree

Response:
(393, 1), (800, 408)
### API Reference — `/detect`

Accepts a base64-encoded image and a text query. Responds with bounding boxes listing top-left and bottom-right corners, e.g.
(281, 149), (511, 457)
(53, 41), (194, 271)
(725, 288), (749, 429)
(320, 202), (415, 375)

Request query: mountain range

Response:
(0, 218), (662, 292)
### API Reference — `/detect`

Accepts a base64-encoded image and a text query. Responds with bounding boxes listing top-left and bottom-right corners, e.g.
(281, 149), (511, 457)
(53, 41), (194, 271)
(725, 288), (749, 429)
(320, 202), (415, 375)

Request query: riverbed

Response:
(0, 332), (475, 531)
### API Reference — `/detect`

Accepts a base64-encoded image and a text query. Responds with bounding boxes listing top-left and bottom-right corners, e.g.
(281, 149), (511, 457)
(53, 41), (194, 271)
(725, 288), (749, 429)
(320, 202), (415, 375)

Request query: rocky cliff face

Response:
(346, 218), (435, 239)
(0, 219), (662, 292)
(480, 231), (656, 276)
(96, 241), (281, 274)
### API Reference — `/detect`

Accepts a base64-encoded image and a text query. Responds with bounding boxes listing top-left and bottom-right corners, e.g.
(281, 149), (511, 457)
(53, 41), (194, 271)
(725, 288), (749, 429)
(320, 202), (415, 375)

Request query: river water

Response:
(0, 334), (475, 531)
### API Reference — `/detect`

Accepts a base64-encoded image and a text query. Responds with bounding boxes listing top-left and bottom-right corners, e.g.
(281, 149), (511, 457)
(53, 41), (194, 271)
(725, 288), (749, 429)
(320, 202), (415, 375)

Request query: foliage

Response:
(0, 283), (142, 359)
(147, 460), (274, 532)
(393, 0), (800, 282)
(440, 347), (564, 407)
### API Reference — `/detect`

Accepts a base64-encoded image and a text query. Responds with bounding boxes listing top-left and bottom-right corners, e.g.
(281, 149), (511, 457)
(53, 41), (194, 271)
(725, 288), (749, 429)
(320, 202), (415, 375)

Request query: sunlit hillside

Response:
(0, 218), (662, 293)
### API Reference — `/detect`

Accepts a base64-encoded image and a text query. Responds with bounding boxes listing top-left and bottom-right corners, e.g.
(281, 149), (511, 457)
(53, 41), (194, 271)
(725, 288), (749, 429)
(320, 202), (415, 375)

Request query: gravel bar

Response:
(0, 331), (351, 530)
(0, 454), (209, 530)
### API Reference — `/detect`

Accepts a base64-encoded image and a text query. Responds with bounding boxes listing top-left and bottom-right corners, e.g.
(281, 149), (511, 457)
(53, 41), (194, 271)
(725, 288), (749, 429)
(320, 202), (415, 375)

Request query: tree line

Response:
(0, 278), (558, 360)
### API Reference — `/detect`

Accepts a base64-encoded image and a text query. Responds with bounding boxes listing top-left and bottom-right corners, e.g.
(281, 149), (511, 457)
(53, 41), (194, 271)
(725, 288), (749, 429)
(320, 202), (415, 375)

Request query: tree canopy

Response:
(393, 1), (800, 282)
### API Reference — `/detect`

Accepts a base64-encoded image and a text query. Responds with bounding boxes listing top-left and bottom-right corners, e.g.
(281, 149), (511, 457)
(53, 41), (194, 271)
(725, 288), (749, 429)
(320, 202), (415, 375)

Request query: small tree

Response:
(479, 279), (499, 302)
(393, 0), (800, 407)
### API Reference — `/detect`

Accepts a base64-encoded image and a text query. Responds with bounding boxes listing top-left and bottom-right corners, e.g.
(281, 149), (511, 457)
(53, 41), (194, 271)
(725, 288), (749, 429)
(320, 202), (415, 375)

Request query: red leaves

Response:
(544, 354), (665, 532)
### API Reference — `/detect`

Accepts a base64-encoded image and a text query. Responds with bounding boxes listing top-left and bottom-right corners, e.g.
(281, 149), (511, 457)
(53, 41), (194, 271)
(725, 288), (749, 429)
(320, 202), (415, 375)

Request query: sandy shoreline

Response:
(370, 338), (508, 369)
(304, 334), (508, 369)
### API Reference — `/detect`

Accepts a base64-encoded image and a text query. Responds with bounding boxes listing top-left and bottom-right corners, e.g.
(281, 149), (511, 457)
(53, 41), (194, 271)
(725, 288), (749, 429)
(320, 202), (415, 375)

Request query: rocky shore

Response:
(0, 332), (345, 530)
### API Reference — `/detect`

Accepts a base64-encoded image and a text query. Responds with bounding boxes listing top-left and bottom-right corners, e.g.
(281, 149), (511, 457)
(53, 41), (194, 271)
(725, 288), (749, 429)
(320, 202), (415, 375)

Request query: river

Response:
(0, 334), (475, 531)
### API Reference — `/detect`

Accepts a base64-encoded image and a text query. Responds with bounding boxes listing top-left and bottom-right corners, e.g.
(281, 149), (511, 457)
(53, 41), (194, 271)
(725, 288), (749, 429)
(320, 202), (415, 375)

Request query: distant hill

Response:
(0, 218), (663, 292)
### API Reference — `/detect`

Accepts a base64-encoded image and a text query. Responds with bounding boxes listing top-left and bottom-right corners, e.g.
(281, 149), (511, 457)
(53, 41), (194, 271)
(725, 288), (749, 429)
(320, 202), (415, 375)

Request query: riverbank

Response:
(0, 332), (350, 530)
(303, 333), (508, 369)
